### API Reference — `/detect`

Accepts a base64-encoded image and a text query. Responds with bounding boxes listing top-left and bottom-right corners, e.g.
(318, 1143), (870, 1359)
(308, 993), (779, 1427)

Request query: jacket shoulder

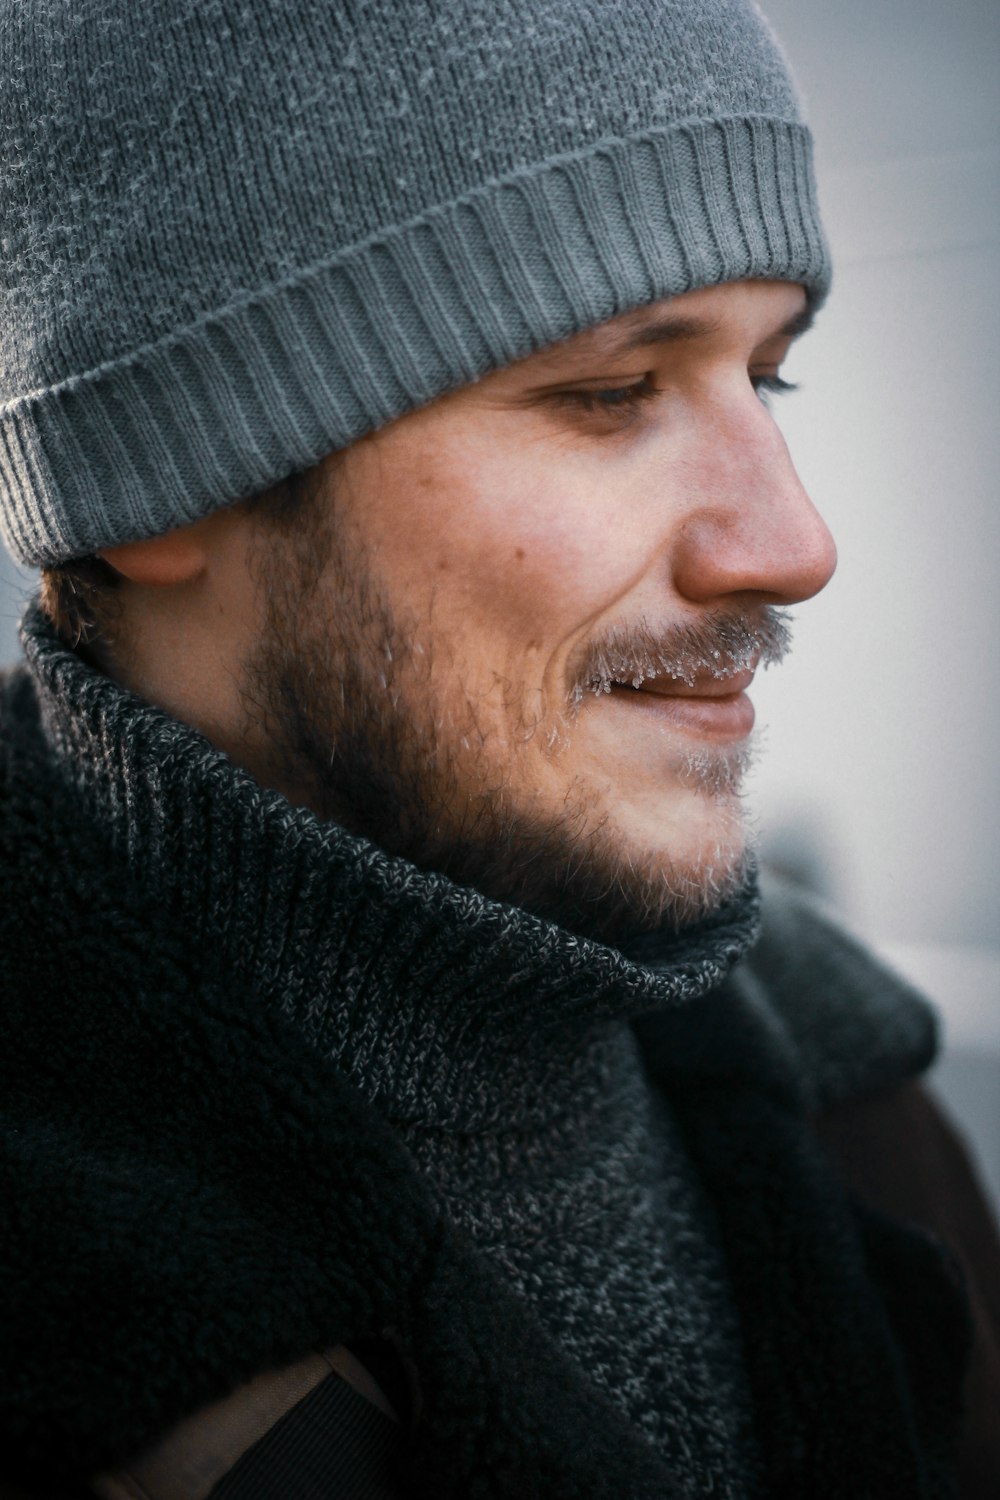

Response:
(818, 1081), (1000, 1498)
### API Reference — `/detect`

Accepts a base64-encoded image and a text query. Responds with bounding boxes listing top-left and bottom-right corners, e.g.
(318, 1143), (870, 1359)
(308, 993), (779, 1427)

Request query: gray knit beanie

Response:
(0, 0), (829, 568)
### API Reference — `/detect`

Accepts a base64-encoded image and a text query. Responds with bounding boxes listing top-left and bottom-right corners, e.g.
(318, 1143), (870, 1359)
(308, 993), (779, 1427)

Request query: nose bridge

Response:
(672, 401), (837, 606)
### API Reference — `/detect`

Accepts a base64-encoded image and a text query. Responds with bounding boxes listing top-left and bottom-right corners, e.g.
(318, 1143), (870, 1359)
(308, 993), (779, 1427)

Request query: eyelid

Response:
(542, 370), (800, 421)
(546, 374), (660, 415)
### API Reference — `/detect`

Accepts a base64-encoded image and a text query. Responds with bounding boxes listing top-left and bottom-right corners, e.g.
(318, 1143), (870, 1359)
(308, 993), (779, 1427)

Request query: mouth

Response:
(620, 667), (757, 698)
(605, 667), (757, 738)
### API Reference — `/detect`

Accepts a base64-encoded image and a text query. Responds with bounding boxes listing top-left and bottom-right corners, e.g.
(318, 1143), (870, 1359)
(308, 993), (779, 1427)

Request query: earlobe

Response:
(99, 528), (208, 587)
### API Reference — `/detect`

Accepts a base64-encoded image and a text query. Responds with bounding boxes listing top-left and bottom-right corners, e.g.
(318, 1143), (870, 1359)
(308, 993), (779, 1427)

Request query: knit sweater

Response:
(0, 605), (972, 1497)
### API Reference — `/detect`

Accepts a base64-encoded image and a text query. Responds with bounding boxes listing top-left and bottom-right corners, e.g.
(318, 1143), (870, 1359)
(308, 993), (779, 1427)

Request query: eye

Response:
(751, 373), (799, 406)
(549, 374), (660, 419)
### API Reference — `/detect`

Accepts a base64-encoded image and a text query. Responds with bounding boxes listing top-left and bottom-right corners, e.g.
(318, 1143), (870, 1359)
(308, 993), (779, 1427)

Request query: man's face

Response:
(241, 278), (836, 939)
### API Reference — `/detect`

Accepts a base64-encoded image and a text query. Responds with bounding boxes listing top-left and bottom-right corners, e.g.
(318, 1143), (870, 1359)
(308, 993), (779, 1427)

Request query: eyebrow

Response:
(600, 301), (815, 358)
(534, 299), (816, 368)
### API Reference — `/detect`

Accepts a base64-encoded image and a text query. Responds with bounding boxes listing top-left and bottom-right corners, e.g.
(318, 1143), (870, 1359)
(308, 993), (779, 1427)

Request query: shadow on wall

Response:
(762, 814), (843, 909)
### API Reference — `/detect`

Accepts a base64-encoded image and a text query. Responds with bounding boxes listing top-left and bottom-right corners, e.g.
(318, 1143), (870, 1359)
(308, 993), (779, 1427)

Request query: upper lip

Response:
(615, 667), (757, 698)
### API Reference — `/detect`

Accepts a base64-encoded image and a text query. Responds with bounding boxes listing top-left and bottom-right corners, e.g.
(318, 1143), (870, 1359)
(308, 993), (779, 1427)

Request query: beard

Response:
(238, 488), (790, 944)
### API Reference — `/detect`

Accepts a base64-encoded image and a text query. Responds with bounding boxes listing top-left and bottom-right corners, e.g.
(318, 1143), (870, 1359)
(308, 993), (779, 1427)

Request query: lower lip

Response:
(606, 685), (755, 738)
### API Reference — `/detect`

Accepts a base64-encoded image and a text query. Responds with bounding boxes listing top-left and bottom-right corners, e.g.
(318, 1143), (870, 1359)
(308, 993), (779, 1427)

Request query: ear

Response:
(99, 525), (209, 587)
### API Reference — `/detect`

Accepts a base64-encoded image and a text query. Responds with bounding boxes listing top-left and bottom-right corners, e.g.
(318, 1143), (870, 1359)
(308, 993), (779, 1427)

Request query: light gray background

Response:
(1, 0), (997, 1199)
(753, 0), (999, 1203)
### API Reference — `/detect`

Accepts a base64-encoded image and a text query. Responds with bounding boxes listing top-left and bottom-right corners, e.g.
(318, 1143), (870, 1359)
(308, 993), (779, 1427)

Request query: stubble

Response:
(238, 483), (786, 942)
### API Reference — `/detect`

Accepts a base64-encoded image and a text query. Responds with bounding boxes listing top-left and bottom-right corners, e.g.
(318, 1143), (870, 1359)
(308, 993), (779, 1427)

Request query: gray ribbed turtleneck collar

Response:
(20, 602), (761, 1134)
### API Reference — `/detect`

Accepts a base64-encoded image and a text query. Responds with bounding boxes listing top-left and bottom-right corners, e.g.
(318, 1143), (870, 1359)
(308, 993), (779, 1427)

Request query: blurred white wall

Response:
(755, 0), (1000, 1205)
(754, 0), (999, 949)
(0, 543), (31, 665)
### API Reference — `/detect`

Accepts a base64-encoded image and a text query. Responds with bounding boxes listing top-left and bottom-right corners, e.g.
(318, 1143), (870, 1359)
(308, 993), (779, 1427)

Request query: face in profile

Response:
(238, 277), (836, 940)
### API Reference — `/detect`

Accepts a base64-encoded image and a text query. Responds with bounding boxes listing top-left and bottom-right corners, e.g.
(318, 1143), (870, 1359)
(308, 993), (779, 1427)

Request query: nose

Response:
(669, 405), (837, 607)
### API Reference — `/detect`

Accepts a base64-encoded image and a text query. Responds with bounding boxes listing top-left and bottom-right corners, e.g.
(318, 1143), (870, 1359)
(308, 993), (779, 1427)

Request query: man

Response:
(0, 1), (997, 1496)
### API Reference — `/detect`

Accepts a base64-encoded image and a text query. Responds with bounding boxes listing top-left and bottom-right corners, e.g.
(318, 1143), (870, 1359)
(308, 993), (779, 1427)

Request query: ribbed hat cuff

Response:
(1, 116), (829, 567)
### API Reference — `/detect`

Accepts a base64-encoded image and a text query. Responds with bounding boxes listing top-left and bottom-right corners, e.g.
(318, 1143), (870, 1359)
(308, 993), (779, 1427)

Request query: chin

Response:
(528, 787), (751, 945)
(623, 775), (749, 860)
(611, 788), (753, 916)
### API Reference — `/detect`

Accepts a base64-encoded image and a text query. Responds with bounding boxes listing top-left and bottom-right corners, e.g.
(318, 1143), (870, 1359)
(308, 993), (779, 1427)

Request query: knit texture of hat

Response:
(0, 0), (831, 567)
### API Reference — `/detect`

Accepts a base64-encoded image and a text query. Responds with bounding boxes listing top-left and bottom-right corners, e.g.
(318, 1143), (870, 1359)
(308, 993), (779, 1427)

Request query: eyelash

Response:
(752, 374), (800, 406)
(552, 373), (799, 418)
(552, 375), (660, 415)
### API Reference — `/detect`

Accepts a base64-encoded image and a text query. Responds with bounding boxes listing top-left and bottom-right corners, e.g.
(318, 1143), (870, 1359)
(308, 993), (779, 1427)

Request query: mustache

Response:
(569, 606), (793, 702)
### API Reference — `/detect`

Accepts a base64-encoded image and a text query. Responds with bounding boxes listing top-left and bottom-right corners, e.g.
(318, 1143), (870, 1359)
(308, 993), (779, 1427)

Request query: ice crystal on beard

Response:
(578, 608), (793, 699)
(679, 740), (758, 797)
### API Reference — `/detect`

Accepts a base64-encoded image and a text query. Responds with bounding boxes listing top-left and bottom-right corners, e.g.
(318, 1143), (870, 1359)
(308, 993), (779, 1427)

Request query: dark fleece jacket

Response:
(0, 617), (974, 1499)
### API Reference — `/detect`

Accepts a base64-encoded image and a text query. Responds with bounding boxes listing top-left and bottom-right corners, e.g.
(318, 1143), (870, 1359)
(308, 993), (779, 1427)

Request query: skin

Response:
(101, 278), (837, 937)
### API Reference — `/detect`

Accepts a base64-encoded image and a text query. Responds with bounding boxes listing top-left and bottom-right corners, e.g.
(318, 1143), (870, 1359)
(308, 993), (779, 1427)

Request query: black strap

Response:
(208, 1370), (403, 1500)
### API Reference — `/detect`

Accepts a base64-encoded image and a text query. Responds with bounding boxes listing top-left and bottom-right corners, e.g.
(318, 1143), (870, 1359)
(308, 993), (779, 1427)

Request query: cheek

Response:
(469, 497), (620, 635)
(366, 439), (656, 656)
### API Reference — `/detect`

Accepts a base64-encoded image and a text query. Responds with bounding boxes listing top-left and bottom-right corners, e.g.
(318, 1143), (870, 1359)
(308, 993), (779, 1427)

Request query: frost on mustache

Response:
(571, 608), (794, 704)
